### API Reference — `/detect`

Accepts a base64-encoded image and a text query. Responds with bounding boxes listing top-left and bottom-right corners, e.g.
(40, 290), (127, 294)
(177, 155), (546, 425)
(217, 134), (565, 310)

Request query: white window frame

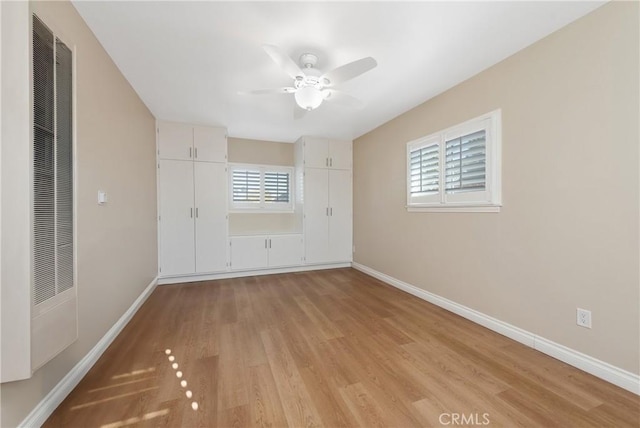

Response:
(228, 163), (294, 213)
(406, 109), (502, 213)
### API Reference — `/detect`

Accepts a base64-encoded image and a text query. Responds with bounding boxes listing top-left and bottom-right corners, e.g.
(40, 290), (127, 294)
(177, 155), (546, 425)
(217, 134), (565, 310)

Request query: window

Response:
(407, 110), (501, 212)
(33, 15), (75, 305)
(229, 164), (293, 211)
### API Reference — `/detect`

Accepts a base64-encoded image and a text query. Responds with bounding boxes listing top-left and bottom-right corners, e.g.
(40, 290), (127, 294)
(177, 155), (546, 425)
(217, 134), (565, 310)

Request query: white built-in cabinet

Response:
(229, 234), (303, 271)
(296, 137), (353, 265)
(158, 121), (227, 162)
(301, 137), (352, 170)
(157, 126), (352, 282)
(157, 121), (228, 276)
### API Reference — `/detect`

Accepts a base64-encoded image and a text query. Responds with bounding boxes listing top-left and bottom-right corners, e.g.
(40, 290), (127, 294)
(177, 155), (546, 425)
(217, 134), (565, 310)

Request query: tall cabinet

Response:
(295, 137), (353, 265)
(157, 121), (228, 276)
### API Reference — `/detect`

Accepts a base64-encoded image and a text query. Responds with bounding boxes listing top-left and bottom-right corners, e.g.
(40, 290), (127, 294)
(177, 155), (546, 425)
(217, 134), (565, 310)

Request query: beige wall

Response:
(228, 137), (294, 166)
(228, 137), (299, 234)
(354, 2), (639, 374)
(1, 1), (158, 426)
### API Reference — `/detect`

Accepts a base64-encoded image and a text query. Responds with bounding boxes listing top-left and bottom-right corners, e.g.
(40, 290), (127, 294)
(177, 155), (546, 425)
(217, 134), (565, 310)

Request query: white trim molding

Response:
(352, 262), (640, 395)
(19, 276), (159, 428)
(158, 262), (351, 285)
(407, 205), (501, 213)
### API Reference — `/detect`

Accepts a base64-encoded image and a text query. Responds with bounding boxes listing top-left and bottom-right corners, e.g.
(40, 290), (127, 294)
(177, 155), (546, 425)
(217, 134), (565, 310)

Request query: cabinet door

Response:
(193, 126), (227, 162)
(328, 169), (353, 262)
(268, 235), (303, 267)
(230, 236), (268, 270)
(194, 162), (228, 273)
(328, 139), (352, 170)
(304, 168), (330, 264)
(303, 137), (329, 169)
(158, 122), (193, 161)
(159, 160), (195, 275)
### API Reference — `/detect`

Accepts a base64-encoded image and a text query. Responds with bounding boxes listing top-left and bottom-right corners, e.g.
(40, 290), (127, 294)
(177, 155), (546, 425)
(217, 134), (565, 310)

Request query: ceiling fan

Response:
(242, 45), (377, 115)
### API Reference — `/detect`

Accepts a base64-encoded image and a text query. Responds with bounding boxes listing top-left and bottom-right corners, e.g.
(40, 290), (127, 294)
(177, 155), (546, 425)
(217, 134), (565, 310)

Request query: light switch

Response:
(98, 190), (108, 204)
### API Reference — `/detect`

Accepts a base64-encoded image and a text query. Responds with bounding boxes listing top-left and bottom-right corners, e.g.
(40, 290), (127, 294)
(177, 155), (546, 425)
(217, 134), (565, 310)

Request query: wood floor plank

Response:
(218, 404), (250, 428)
(339, 382), (389, 428)
(298, 364), (357, 428)
(43, 268), (640, 427)
(260, 327), (324, 427)
(294, 294), (344, 340)
(386, 315), (512, 395)
(328, 333), (427, 425)
(217, 322), (249, 411)
(248, 364), (289, 428)
(327, 336), (426, 427)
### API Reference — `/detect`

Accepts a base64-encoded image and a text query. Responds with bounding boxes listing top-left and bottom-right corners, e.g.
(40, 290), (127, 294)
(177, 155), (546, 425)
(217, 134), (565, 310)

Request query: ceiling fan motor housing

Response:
(299, 53), (318, 68)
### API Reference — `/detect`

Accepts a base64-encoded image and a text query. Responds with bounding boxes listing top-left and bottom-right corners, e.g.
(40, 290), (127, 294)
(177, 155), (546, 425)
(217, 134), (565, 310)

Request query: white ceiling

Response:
(72, 1), (604, 143)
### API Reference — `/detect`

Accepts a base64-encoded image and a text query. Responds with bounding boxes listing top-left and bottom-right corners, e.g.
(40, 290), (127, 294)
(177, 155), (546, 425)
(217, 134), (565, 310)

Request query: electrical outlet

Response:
(577, 308), (592, 328)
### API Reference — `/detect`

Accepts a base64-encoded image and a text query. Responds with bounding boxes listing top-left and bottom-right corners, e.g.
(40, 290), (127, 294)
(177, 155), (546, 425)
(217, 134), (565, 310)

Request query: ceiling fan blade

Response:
(262, 44), (304, 80)
(238, 87), (296, 95)
(321, 57), (377, 86)
(322, 89), (365, 109)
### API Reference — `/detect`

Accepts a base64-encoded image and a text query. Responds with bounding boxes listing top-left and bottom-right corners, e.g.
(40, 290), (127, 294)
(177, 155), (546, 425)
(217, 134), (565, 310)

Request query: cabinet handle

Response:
(330, 158), (333, 167)
(196, 207), (199, 218)
(265, 239), (268, 249)
(326, 207), (329, 216)
(195, 147), (198, 159)
(190, 208), (193, 218)
(330, 207), (333, 216)
(269, 239), (272, 249)
(189, 147), (192, 158)
(326, 157), (329, 167)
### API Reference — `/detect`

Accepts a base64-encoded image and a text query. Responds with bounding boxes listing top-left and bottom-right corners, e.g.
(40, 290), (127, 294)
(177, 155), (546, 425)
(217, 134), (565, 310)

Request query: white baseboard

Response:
(19, 276), (159, 428)
(158, 262), (352, 285)
(352, 262), (640, 395)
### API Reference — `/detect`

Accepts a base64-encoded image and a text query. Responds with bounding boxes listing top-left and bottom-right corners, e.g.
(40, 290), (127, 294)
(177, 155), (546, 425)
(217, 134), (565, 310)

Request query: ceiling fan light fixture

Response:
(294, 86), (323, 111)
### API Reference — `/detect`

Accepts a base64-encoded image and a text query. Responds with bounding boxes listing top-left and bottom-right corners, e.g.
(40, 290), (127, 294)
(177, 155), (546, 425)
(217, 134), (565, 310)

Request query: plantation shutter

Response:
(264, 171), (290, 203)
(445, 130), (486, 193)
(232, 169), (261, 202)
(33, 16), (74, 306)
(409, 143), (439, 195)
(55, 39), (74, 293)
(33, 16), (57, 305)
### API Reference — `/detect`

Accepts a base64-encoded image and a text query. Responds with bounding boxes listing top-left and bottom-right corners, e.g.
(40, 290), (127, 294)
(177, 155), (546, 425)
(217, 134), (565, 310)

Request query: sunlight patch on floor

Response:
(70, 387), (159, 411)
(111, 367), (155, 380)
(99, 408), (170, 428)
(88, 377), (156, 393)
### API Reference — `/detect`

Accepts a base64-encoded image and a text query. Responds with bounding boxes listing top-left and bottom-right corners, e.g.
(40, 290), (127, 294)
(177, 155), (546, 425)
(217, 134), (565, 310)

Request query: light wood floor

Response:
(45, 268), (639, 427)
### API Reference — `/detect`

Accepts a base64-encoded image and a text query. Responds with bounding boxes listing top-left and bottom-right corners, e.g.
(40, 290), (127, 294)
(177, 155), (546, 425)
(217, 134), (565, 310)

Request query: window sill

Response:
(406, 205), (501, 213)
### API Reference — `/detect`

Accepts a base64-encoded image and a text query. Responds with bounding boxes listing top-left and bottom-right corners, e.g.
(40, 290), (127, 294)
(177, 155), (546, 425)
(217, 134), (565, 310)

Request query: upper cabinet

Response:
(158, 121), (227, 162)
(297, 136), (352, 170)
(158, 122), (193, 161)
(193, 126), (227, 162)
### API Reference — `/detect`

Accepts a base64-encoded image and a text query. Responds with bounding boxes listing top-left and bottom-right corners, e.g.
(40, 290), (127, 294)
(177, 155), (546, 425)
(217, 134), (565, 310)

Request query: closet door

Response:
(302, 137), (329, 169)
(158, 122), (193, 161)
(304, 168), (330, 264)
(328, 169), (353, 262)
(194, 162), (228, 273)
(193, 126), (227, 162)
(328, 139), (352, 170)
(159, 160), (195, 275)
